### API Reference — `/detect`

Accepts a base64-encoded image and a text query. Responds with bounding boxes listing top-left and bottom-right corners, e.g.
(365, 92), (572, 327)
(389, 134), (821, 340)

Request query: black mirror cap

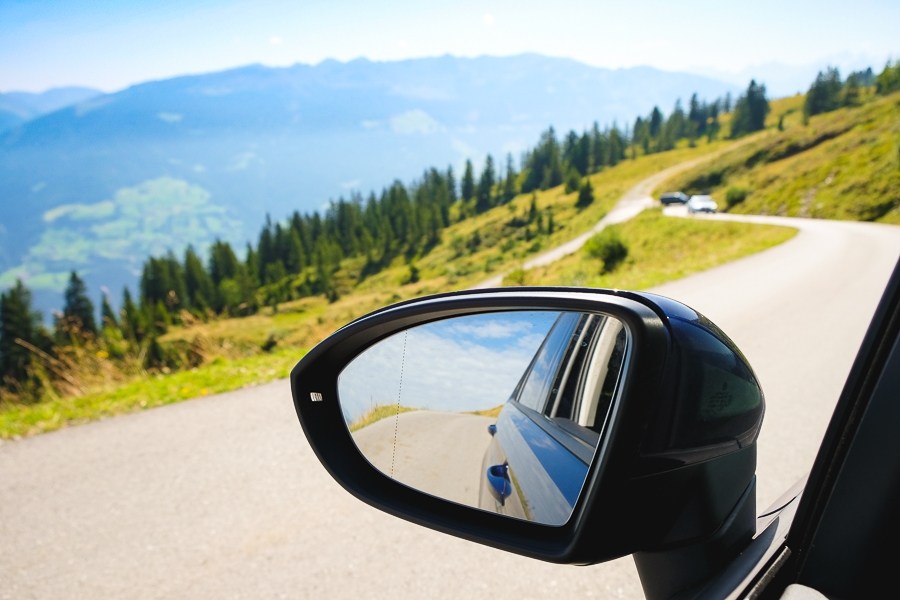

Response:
(290, 287), (763, 565)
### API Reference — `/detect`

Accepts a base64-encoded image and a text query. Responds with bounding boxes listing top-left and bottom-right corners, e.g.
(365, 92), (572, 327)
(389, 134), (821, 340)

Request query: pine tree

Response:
(244, 243), (260, 288)
(576, 179), (594, 208)
(286, 229), (307, 274)
(0, 279), (39, 385)
(522, 127), (563, 192)
(101, 294), (119, 329)
(803, 68), (842, 118)
(529, 193), (538, 223)
(565, 167), (581, 193)
(461, 160), (475, 202)
(503, 154), (518, 203)
(209, 240), (239, 286)
(842, 73), (861, 107)
(608, 125), (622, 166)
(649, 107), (663, 139)
(475, 154), (496, 213)
(121, 288), (144, 341)
(184, 245), (214, 310)
(591, 122), (607, 170)
(446, 165), (458, 203)
(731, 80), (770, 137)
(63, 271), (97, 336)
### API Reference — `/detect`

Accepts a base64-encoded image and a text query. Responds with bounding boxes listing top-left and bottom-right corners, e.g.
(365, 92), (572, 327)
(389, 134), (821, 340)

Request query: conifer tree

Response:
(731, 80), (770, 137)
(184, 245), (214, 310)
(649, 107), (663, 139)
(461, 160), (476, 202)
(101, 293), (119, 329)
(121, 288), (144, 341)
(803, 68), (842, 118)
(0, 279), (39, 385)
(209, 240), (239, 286)
(591, 122), (607, 170)
(286, 229), (307, 274)
(475, 155), (496, 213)
(503, 154), (518, 203)
(608, 125), (622, 166)
(446, 165), (458, 203)
(529, 193), (538, 223)
(576, 179), (594, 208)
(842, 73), (860, 107)
(245, 243), (260, 288)
(63, 271), (97, 336)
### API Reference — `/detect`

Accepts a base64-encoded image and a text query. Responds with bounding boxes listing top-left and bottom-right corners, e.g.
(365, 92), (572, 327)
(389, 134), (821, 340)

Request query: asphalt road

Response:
(3, 202), (900, 600)
(351, 411), (493, 508)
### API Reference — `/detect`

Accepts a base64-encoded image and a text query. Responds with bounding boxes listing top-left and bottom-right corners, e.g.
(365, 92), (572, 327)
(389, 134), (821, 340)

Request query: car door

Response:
(685, 258), (900, 600)
(479, 312), (627, 525)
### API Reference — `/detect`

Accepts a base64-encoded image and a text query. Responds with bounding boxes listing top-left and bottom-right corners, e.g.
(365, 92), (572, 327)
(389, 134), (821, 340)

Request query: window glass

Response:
(551, 316), (626, 433)
(517, 313), (580, 412)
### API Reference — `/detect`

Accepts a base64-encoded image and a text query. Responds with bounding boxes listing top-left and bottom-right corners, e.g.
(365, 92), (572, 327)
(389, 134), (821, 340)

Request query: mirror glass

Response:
(337, 311), (628, 526)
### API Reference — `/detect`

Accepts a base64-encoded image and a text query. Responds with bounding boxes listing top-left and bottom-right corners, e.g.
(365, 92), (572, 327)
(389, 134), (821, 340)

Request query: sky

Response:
(338, 312), (559, 425)
(2, 0), (898, 93)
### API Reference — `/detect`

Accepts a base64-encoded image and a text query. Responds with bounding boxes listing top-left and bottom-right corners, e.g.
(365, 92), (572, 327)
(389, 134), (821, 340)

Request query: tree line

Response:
(1, 80), (770, 396)
(803, 61), (900, 119)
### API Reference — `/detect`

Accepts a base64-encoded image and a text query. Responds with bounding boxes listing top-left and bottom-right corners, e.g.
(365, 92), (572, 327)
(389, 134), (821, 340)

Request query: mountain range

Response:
(0, 86), (102, 134)
(0, 53), (739, 313)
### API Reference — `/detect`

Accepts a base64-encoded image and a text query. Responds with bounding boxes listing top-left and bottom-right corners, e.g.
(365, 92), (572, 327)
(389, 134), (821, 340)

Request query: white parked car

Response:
(687, 194), (718, 214)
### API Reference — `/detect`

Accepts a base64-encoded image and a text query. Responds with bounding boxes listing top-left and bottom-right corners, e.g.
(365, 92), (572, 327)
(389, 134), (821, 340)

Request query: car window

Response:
(517, 312), (581, 412)
(549, 315), (626, 433)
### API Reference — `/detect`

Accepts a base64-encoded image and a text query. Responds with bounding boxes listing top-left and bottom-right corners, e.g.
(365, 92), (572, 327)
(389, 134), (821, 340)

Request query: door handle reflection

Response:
(486, 464), (512, 503)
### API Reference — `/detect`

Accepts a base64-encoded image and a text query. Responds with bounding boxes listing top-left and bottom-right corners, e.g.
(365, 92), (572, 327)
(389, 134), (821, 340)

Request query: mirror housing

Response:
(290, 287), (763, 566)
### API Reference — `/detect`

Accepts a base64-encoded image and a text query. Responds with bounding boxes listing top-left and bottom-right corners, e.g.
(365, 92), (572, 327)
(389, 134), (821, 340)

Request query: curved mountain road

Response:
(3, 178), (900, 599)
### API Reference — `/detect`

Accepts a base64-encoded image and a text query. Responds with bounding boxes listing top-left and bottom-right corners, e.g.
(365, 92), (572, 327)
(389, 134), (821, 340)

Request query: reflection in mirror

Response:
(337, 311), (628, 526)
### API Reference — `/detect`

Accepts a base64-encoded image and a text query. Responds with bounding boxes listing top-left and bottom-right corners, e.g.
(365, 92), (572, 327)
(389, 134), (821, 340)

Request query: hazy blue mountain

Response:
(0, 54), (738, 313)
(0, 86), (102, 133)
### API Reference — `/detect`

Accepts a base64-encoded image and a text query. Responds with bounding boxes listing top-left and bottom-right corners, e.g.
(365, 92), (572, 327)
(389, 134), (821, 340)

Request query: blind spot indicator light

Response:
(310, 392), (323, 402)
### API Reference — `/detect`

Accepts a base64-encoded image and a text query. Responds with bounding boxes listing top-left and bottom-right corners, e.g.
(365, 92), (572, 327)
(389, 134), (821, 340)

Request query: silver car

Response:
(687, 194), (718, 214)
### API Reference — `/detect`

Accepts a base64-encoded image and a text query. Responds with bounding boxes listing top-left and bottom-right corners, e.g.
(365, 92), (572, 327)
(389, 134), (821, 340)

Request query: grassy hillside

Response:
(1, 136), (788, 438)
(660, 91), (900, 222)
(509, 208), (795, 289)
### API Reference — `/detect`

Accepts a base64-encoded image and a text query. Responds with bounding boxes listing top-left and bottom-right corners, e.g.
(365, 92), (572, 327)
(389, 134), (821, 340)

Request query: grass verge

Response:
(0, 347), (308, 439)
(349, 404), (418, 432)
(508, 208), (797, 290)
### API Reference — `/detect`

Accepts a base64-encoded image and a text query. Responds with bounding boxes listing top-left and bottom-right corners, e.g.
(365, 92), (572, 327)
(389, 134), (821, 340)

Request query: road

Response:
(351, 411), (493, 508)
(3, 193), (900, 600)
(473, 144), (753, 289)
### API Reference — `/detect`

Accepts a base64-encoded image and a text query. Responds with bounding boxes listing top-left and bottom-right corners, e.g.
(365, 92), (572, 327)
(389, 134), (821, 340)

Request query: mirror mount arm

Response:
(633, 476), (757, 600)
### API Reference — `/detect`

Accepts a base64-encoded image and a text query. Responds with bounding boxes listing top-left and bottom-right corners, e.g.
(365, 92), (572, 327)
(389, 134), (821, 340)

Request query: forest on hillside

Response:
(6, 58), (897, 402)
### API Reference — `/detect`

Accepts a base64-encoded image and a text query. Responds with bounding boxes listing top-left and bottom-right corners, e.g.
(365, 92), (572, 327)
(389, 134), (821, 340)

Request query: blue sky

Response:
(2, 0), (898, 92)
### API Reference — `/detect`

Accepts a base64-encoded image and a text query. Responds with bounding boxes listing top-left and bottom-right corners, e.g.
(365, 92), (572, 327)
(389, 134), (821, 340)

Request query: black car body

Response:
(478, 312), (626, 524)
(660, 192), (690, 205)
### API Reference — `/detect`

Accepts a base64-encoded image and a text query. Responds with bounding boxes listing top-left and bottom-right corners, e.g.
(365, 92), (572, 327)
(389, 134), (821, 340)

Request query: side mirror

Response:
(290, 288), (764, 597)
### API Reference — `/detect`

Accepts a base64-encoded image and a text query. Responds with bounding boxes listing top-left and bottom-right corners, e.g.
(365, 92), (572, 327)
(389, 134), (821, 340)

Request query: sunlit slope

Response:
(511, 208), (795, 289)
(661, 91), (900, 222)
(0, 55), (738, 310)
(1, 137), (799, 438)
(160, 140), (737, 353)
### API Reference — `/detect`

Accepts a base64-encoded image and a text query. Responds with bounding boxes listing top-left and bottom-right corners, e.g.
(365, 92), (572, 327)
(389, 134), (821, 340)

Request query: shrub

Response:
(565, 168), (582, 193)
(725, 187), (750, 209)
(585, 226), (629, 273)
(576, 179), (594, 208)
(506, 268), (527, 286)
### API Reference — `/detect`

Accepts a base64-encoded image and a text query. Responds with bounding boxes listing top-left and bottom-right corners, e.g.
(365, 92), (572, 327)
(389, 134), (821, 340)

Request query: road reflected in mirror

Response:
(337, 310), (628, 526)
